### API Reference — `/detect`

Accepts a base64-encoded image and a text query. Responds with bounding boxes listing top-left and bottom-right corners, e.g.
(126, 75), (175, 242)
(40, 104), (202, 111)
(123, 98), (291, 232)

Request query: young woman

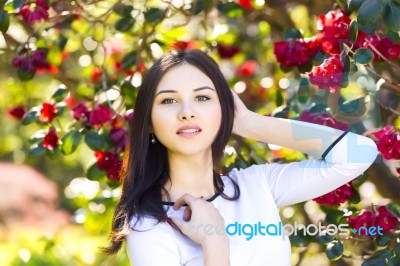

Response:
(104, 49), (378, 265)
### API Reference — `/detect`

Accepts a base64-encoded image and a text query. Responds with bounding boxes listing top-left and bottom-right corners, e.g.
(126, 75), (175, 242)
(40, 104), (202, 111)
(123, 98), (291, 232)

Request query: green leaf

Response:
(30, 144), (46, 157)
(315, 234), (334, 245)
(349, 20), (358, 43)
(325, 240), (344, 261)
(121, 51), (137, 70)
(386, 30), (400, 42)
(387, 257), (400, 266)
(357, 0), (384, 26)
(115, 16), (135, 32)
(51, 85), (68, 102)
(113, 3), (134, 16)
(347, 189), (360, 204)
(85, 131), (104, 151)
(362, 257), (387, 266)
(61, 130), (82, 155)
(289, 228), (311, 247)
(354, 48), (374, 64)
(352, 171), (369, 188)
(338, 96), (367, 116)
(0, 9), (10, 33)
(382, 2), (400, 32)
(57, 35), (68, 50)
(341, 55), (351, 87)
(144, 8), (163, 23)
(29, 130), (47, 144)
(370, 248), (392, 259)
(217, 2), (242, 17)
(348, 0), (365, 12)
(271, 105), (289, 118)
(193, 0), (205, 15)
(86, 163), (107, 181)
(55, 102), (66, 116)
(386, 203), (400, 217)
(106, 179), (121, 188)
(359, 19), (379, 34)
(275, 89), (283, 107)
(13, 0), (23, 10)
(17, 68), (36, 81)
(324, 208), (345, 224)
(21, 109), (39, 125)
(309, 103), (327, 113)
(283, 28), (303, 39)
(394, 244), (400, 257)
(297, 78), (310, 104)
(46, 146), (61, 160)
(376, 233), (392, 247)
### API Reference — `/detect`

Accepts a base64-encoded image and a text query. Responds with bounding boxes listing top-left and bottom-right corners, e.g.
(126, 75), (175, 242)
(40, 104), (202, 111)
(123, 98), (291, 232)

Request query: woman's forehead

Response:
(155, 64), (215, 92)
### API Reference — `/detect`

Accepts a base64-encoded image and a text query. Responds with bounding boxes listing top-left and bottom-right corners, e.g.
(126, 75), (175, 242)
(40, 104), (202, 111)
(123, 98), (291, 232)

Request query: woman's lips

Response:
(177, 129), (202, 138)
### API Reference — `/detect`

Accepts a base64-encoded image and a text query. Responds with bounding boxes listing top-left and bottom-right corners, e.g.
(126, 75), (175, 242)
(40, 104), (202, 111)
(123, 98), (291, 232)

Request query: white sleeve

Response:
(125, 226), (181, 266)
(250, 131), (378, 208)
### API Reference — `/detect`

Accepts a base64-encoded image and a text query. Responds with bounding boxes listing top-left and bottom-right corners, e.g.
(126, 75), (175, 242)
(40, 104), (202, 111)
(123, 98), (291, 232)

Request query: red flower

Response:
(170, 40), (199, 50)
(236, 60), (257, 77)
(12, 49), (49, 75)
(6, 106), (27, 121)
(12, 56), (36, 73)
(124, 109), (134, 122)
(308, 54), (343, 93)
(106, 159), (122, 181)
(71, 103), (88, 121)
(94, 151), (122, 180)
(299, 112), (349, 131)
(217, 44), (241, 59)
(316, 10), (351, 54)
(39, 102), (57, 123)
(43, 128), (59, 151)
(376, 206), (399, 233)
(313, 182), (354, 206)
(110, 126), (128, 151)
(274, 38), (321, 68)
(356, 33), (400, 61)
(347, 210), (376, 235)
(90, 68), (102, 83)
(237, 0), (252, 9)
(87, 104), (113, 127)
(19, 0), (50, 24)
(64, 93), (77, 108)
(372, 126), (400, 160)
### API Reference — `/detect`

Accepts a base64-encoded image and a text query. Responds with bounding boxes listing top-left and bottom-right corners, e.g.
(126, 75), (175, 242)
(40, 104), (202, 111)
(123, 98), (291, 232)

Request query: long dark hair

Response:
(103, 49), (240, 255)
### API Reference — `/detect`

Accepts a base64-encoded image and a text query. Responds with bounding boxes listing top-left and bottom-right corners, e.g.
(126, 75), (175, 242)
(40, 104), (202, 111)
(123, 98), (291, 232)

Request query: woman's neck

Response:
(162, 152), (216, 202)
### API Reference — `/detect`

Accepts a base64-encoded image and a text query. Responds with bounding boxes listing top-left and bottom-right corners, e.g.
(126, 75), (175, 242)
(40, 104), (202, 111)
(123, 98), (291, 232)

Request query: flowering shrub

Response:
(1, 0), (400, 264)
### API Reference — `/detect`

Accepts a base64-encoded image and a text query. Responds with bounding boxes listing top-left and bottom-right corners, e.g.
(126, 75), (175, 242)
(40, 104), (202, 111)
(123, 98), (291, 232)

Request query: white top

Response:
(126, 132), (378, 266)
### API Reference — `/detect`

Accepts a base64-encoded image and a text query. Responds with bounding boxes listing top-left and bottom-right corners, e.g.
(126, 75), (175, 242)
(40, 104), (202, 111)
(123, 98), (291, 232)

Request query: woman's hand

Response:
(168, 194), (230, 265)
(231, 90), (250, 136)
(168, 194), (228, 246)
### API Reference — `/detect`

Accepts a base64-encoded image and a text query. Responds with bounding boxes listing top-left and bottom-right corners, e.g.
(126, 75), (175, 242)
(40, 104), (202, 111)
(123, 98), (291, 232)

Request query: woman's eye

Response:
(196, 95), (210, 101)
(161, 98), (176, 104)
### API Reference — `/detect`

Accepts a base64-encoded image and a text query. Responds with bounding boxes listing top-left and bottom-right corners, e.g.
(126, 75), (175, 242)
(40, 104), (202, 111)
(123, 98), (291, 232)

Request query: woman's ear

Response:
(149, 124), (153, 133)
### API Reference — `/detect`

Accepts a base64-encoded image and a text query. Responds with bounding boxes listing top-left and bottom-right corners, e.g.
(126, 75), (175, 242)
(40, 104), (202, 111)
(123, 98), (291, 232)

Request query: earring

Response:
(151, 133), (156, 144)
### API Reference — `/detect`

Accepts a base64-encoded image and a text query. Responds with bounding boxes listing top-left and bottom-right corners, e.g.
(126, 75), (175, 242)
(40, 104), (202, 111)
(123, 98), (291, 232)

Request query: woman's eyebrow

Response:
(155, 86), (215, 96)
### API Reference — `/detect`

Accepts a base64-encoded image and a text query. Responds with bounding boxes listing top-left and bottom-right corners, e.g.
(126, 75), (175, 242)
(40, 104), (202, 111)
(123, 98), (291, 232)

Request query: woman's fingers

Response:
(173, 193), (196, 210)
(183, 205), (192, 221)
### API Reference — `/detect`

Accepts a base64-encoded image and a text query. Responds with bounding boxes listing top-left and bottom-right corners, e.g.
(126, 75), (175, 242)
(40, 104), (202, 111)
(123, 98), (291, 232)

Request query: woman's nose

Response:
(178, 105), (196, 120)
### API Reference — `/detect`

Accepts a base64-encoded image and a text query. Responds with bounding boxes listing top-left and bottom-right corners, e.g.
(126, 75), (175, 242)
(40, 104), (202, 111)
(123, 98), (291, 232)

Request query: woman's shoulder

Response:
(129, 214), (160, 231)
(225, 162), (271, 180)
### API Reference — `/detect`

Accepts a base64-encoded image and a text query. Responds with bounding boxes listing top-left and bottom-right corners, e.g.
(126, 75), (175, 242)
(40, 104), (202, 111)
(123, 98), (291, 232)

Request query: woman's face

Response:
(151, 64), (222, 157)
